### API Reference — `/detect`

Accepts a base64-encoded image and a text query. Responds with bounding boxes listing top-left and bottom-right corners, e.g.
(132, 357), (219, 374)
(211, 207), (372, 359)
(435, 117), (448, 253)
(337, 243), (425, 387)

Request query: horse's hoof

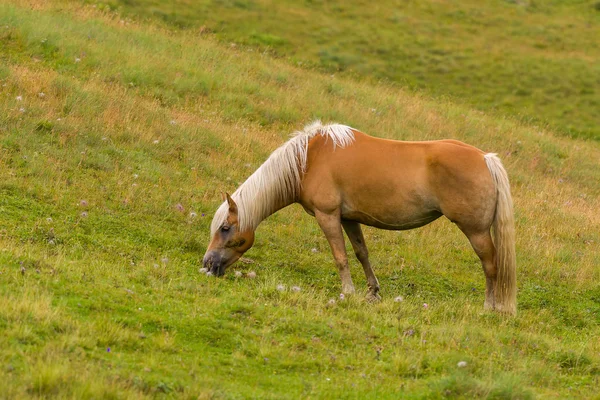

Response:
(366, 292), (381, 303)
(342, 285), (356, 295)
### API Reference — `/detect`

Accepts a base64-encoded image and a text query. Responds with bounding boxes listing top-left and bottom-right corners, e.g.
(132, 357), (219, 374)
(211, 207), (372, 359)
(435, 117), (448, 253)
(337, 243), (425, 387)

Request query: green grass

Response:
(88, 0), (600, 141)
(0, 1), (599, 398)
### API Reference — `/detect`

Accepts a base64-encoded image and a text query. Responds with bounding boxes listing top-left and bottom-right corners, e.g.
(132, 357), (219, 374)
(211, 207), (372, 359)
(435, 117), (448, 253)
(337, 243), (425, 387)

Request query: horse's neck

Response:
(237, 188), (296, 231)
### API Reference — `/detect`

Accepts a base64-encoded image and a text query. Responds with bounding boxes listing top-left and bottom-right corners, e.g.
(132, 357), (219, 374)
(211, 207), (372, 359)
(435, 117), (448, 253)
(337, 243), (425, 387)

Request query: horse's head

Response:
(203, 193), (255, 276)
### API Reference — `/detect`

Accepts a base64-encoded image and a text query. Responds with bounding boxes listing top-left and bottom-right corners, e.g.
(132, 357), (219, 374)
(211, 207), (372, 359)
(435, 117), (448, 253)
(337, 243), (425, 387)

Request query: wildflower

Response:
(276, 284), (286, 291)
(107, 347), (111, 353)
(80, 211), (88, 218)
(169, 120), (177, 126)
(247, 271), (256, 279)
(327, 299), (336, 306)
(133, 174), (138, 179)
(206, 271), (214, 276)
(339, 293), (345, 301)
(75, 57), (81, 63)
(457, 361), (467, 368)
(291, 286), (301, 292)
(80, 199), (88, 207)
(161, 257), (169, 264)
(38, 92), (45, 98)
(19, 107), (25, 113)
(153, 140), (159, 144)
(394, 296), (404, 302)
(199, 267), (208, 274)
(16, 95), (22, 101)
(189, 212), (197, 218)
(46, 217), (53, 222)
(311, 248), (318, 253)
(423, 303), (429, 309)
(234, 271), (242, 278)
(175, 203), (184, 212)
(201, 213), (206, 217)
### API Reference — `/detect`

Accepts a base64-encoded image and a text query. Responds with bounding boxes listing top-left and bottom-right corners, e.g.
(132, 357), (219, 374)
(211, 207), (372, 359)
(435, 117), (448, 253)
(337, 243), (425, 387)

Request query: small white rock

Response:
(206, 271), (214, 276)
(457, 361), (467, 368)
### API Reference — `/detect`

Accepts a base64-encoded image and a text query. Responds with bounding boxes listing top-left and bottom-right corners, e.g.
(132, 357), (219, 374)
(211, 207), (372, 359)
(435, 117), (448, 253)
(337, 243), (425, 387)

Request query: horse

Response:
(203, 121), (517, 314)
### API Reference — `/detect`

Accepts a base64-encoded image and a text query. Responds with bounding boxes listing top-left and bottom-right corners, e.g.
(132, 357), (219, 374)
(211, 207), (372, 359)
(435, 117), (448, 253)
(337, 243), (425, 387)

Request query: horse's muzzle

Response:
(203, 252), (225, 276)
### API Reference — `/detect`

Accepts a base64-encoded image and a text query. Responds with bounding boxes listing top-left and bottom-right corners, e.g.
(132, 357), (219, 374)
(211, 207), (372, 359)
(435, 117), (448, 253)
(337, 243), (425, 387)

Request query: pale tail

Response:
(484, 153), (517, 314)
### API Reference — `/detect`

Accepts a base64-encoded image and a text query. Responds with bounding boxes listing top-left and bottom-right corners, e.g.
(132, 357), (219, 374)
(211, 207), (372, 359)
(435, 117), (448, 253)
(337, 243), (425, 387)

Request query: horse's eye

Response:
(221, 226), (230, 232)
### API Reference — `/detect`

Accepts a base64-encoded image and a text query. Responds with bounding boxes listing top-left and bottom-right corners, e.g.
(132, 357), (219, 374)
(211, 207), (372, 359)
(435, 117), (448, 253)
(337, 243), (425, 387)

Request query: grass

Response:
(0, 0), (599, 398)
(89, 0), (600, 141)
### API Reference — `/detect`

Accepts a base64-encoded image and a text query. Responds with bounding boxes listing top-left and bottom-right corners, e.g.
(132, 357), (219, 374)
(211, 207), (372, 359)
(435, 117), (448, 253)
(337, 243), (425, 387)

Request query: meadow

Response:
(0, 0), (599, 398)
(95, 0), (600, 141)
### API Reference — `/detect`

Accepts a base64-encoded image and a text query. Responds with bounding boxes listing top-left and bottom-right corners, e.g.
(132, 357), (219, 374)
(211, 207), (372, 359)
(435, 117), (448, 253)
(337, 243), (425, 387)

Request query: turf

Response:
(0, 1), (599, 398)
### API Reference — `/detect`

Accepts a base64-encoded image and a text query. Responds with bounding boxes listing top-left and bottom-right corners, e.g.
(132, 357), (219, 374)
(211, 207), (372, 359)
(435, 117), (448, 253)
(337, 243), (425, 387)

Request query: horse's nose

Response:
(203, 252), (224, 276)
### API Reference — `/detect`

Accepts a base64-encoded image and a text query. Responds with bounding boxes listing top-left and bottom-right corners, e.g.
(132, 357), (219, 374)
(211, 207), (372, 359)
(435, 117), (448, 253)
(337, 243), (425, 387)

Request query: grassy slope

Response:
(0, 1), (599, 398)
(94, 0), (600, 141)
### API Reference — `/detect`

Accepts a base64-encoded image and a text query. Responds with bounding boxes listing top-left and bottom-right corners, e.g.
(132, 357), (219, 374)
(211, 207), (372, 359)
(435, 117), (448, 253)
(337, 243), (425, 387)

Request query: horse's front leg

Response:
(342, 220), (380, 302)
(314, 210), (355, 295)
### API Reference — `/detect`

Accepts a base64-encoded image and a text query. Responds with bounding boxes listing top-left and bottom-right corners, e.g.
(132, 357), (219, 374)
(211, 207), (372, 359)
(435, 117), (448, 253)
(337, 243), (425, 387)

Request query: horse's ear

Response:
(225, 193), (238, 216)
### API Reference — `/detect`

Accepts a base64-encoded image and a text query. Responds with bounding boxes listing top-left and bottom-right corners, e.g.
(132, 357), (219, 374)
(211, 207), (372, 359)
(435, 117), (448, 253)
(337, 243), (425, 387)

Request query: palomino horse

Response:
(204, 121), (517, 314)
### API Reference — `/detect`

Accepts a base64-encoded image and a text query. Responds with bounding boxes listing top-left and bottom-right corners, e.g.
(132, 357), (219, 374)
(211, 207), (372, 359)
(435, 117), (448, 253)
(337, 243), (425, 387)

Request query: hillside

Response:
(1, 1), (599, 398)
(97, 0), (600, 141)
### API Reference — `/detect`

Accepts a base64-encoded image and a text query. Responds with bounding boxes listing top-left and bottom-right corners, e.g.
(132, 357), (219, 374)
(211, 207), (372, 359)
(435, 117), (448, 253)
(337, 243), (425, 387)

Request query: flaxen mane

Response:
(210, 121), (355, 236)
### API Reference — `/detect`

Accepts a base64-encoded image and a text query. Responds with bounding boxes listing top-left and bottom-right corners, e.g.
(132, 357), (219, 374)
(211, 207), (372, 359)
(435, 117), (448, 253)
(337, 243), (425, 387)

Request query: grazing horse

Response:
(204, 121), (517, 314)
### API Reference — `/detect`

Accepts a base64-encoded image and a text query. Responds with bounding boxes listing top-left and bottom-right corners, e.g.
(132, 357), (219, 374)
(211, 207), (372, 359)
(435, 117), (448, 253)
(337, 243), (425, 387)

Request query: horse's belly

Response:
(341, 208), (442, 231)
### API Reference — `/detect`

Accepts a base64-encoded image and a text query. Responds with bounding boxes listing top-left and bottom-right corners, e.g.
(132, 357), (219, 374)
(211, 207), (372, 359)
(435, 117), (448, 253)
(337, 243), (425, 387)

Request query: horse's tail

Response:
(484, 153), (517, 315)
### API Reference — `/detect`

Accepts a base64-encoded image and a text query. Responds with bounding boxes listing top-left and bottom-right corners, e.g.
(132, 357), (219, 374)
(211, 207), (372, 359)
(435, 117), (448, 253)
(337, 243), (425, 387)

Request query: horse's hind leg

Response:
(342, 220), (380, 301)
(314, 211), (355, 295)
(463, 230), (497, 310)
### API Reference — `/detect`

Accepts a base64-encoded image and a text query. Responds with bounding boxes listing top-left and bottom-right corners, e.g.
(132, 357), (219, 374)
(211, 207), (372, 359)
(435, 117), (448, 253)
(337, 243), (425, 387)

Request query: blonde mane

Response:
(210, 120), (355, 236)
